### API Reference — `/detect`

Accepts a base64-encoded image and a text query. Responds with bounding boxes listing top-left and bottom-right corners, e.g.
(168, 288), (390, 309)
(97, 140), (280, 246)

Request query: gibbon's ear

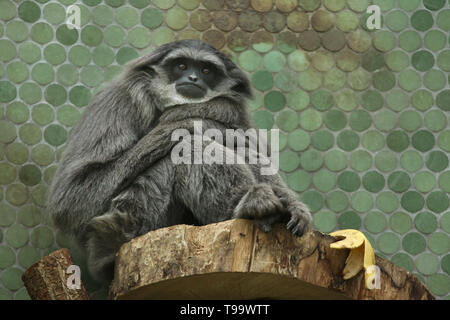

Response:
(124, 44), (173, 77)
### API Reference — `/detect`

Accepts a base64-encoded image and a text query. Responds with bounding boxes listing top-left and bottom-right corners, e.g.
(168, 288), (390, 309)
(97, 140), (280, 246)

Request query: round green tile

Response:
(32, 63), (55, 85)
(324, 110), (347, 131)
(299, 109), (322, 131)
(424, 69), (446, 91)
(375, 151), (397, 173)
(362, 171), (384, 193)
(116, 6), (138, 29)
(253, 110), (274, 129)
(376, 192), (398, 213)
(324, 150), (347, 172)
(0, 81), (16, 102)
(19, 165), (41, 186)
(377, 232), (400, 255)
(57, 105), (81, 127)
(104, 26), (126, 47)
(401, 191), (425, 213)
(425, 110), (447, 132)
(326, 190), (350, 213)
(311, 130), (333, 151)
(392, 253), (414, 272)
(426, 191), (449, 214)
(437, 50), (450, 72)
(31, 185), (48, 207)
(92, 5), (114, 26)
(31, 22), (53, 44)
(411, 10), (434, 32)
(251, 31), (274, 53)
(411, 50), (435, 72)
(361, 91), (383, 112)
(43, 2), (65, 25)
(6, 20), (28, 42)
(276, 32), (297, 54)
(18, 0), (40, 23)
(279, 150), (300, 172)
(5, 143), (28, 165)
(83, 0), (101, 5)
(128, 27), (151, 49)
(398, 0), (420, 10)
(337, 171), (360, 192)
(45, 84), (67, 106)
(276, 110), (298, 132)
(5, 224), (28, 248)
(18, 246), (40, 269)
(44, 44), (66, 66)
(372, 31), (396, 52)
(313, 211), (337, 233)
(18, 42), (41, 64)
(443, 254), (450, 275)
(44, 166), (57, 185)
(416, 253), (439, 275)
(69, 86), (92, 107)
(287, 51), (309, 72)
(57, 64), (78, 86)
(0, 39), (16, 62)
(140, 8), (163, 30)
(178, 0), (200, 10)
(287, 170), (310, 192)
(350, 150), (372, 172)
(412, 90), (434, 111)
(310, 90), (333, 111)
(80, 65), (104, 88)
(1, 268), (23, 290)
(413, 171), (436, 193)
(347, 29), (371, 53)
(386, 89), (409, 112)
(426, 151), (448, 173)
(19, 123), (41, 145)
(0, 0), (16, 21)
(263, 11), (286, 33)
(0, 287), (13, 300)
(337, 211), (361, 230)
(347, 68), (371, 91)
(385, 51), (409, 72)
(275, 69), (298, 92)
(347, 0), (368, 12)
(0, 245), (15, 269)
(238, 50), (261, 72)
(349, 110), (371, 132)
(387, 131), (409, 152)
(337, 130), (359, 151)
(297, 0), (320, 11)
(6, 61), (29, 84)
(373, 70), (395, 92)
(238, 10), (262, 32)
(311, 10), (335, 32)
(351, 191), (373, 213)
(302, 191), (323, 213)
(336, 10), (358, 32)
(32, 104), (54, 125)
(287, 129), (310, 151)
(55, 25), (78, 46)
(415, 212), (437, 234)
(361, 50), (383, 72)
(300, 150), (322, 172)
(30, 226), (54, 249)
(365, 211), (387, 233)
(439, 171), (450, 193)
(373, 110), (396, 132)
(104, 65), (123, 82)
(323, 68), (346, 92)
(44, 124), (67, 147)
(336, 89), (358, 111)
(0, 120), (17, 144)
(385, 10), (408, 32)
(298, 69), (322, 91)
(6, 102), (29, 125)
(424, 30), (446, 52)
(116, 46), (139, 65)
(401, 151), (423, 172)
(105, 0), (125, 7)
(336, 50), (360, 72)
(399, 31), (422, 52)
(362, 131), (384, 152)
(32, 144), (54, 166)
(313, 169), (335, 192)
(428, 274), (450, 297)
(0, 203), (15, 226)
(263, 51), (286, 73)
(251, 70), (273, 91)
(390, 212), (412, 234)
(399, 110), (422, 132)
(428, 232), (450, 255)
(81, 25), (103, 46)
(69, 45), (91, 66)
(387, 171), (410, 194)
(166, 7), (189, 30)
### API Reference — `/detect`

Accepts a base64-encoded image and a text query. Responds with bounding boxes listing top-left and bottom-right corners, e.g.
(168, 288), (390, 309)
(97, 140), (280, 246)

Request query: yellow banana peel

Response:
(329, 229), (377, 289)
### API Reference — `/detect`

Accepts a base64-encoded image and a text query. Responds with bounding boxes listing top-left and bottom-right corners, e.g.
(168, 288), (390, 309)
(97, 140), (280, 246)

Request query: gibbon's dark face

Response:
(163, 57), (223, 99)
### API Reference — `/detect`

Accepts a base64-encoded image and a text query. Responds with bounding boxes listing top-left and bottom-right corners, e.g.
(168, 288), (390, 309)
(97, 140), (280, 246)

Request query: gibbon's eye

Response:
(178, 64), (187, 70)
(202, 68), (210, 75)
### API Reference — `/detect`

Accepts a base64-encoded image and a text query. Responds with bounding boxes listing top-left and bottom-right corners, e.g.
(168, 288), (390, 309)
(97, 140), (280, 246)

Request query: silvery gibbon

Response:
(48, 40), (312, 283)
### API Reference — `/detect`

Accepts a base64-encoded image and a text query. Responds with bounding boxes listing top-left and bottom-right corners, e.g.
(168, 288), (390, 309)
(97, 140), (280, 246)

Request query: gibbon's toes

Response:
(234, 184), (283, 219)
(287, 208), (312, 237)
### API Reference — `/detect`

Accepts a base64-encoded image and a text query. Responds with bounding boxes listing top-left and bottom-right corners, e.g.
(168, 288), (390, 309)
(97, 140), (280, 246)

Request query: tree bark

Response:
(110, 219), (434, 300)
(22, 248), (90, 300)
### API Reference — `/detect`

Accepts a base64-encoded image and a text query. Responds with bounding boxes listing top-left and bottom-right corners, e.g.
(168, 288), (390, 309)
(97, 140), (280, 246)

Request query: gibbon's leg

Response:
(84, 156), (189, 283)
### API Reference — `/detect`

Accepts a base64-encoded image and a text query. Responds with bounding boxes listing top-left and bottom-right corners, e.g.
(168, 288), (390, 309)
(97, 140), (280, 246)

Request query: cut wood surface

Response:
(110, 219), (434, 300)
(22, 248), (89, 300)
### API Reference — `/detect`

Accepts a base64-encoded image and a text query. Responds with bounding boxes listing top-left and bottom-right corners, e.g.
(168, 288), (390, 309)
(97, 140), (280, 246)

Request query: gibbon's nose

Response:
(188, 74), (198, 82)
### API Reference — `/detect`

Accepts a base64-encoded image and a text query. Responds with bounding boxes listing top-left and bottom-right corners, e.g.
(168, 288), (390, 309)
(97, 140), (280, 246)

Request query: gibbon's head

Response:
(125, 40), (253, 109)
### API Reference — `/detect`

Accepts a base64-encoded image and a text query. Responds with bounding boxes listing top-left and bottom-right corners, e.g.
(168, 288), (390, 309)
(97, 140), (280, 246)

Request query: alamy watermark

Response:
(170, 121), (280, 175)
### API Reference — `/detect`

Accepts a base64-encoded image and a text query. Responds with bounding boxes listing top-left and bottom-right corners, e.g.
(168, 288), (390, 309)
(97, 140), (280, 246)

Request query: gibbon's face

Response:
(162, 57), (223, 99)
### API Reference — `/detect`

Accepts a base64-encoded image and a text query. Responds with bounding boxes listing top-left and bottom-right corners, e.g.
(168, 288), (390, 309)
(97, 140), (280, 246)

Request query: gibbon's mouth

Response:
(176, 82), (206, 99)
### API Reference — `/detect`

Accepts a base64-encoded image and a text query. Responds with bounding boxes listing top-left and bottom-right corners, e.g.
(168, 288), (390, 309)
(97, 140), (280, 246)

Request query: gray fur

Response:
(48, 40), (312, 284)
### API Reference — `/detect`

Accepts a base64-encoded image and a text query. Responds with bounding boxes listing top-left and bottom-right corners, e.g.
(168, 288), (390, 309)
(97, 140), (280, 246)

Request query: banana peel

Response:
(329, 229), (377, 289)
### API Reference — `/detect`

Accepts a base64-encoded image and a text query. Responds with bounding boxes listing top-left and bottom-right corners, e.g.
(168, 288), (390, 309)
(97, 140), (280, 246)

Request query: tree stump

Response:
(22, 248), (90, 300)
(110, 219), (434, 300)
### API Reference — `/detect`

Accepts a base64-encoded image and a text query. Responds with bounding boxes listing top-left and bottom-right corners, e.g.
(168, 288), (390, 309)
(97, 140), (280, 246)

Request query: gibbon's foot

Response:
(286, 202), (312, 237)
(233, 183), (285, 232)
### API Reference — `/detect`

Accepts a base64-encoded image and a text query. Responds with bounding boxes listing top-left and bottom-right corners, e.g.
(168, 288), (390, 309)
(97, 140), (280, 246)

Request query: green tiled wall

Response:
(0, 0), (449, 299)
